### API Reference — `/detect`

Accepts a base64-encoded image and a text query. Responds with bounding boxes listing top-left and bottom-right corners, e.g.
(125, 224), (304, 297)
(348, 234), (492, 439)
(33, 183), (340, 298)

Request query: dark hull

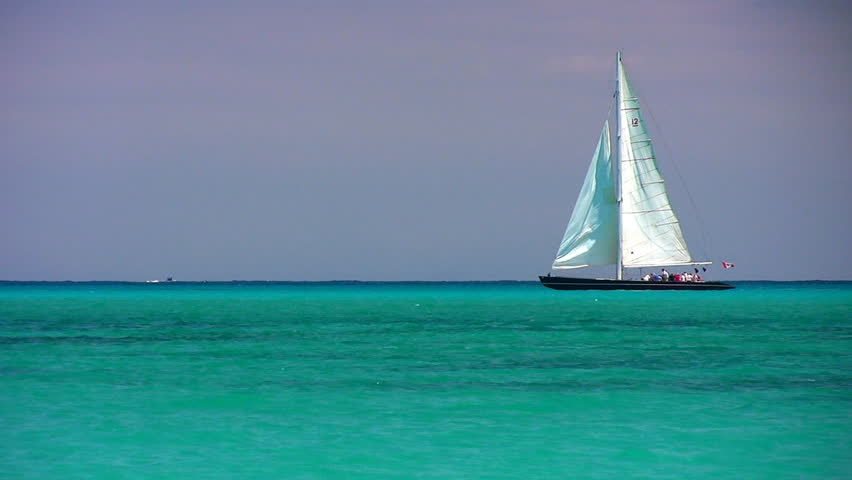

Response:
(539, 276), (734, 291)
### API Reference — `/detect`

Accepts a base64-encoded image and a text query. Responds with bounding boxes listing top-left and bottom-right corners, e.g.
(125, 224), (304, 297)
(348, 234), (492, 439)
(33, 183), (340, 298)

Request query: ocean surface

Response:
(1, 281), (850, 479)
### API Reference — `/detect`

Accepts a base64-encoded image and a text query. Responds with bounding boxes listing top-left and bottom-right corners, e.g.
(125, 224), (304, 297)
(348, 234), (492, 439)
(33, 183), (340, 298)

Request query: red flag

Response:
(722, 262), (735, 269)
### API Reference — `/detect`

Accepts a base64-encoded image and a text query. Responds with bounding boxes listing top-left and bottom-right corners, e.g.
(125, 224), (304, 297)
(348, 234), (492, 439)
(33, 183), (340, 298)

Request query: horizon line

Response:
(1, 279), (850, 283)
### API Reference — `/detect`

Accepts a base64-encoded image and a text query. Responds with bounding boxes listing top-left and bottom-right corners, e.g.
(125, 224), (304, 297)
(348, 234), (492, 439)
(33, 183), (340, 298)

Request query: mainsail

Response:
(552, 121), (618, 269)
(616, 56), (697, 268)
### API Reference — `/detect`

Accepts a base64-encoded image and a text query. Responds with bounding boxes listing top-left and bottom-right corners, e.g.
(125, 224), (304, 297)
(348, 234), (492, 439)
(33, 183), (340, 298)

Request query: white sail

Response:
(553, 121), (618, 269)
(617, 56), (697, 268)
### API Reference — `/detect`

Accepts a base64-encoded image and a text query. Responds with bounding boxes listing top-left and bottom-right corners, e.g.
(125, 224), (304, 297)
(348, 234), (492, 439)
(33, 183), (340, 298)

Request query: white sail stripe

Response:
(653, 214), (679, 226)
(622, 169), (661, 184)
(625, 252), (690, 266)
(623, 249), (682, 265)
(624, 243), (687, 258)
(647, 228), (687, 242)
(622, 207), (673, 214)
(645, 190), (668, 201)
(626, 229), (688, 248)
(626, 261), (713, 268)
(622, 190), (668, 204)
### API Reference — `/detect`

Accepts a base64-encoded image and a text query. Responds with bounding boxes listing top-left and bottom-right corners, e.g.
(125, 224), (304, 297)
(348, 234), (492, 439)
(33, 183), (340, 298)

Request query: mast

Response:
(615, 51), (624, 280)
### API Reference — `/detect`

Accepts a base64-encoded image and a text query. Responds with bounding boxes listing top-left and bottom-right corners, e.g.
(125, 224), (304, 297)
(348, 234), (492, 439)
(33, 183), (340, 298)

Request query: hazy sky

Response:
(1, 1), (850, 280)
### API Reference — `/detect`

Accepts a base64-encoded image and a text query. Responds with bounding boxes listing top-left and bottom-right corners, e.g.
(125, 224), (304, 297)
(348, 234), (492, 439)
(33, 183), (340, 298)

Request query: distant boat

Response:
(145, 276), (174, 283)
(540, 52), (733, 291)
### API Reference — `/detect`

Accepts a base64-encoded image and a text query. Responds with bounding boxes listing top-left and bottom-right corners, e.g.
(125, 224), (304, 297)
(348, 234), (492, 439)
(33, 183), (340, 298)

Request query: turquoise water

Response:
(1, 281), (850, 479)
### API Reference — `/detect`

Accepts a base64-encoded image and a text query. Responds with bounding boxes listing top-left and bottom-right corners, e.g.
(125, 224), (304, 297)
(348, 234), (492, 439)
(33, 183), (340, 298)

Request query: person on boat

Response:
(673, 272), (682, 282)
(661, 269), (669, 282)
(651, 273), (661, 281)
(642, 273), (651, 282)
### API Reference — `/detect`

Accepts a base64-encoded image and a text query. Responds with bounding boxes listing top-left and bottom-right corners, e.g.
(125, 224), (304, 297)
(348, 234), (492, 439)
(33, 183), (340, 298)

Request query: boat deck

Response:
(539, 276), (734, 291)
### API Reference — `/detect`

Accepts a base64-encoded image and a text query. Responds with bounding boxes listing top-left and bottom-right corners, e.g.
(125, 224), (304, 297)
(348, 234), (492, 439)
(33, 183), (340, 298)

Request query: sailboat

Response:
(540, 52), (733, 291)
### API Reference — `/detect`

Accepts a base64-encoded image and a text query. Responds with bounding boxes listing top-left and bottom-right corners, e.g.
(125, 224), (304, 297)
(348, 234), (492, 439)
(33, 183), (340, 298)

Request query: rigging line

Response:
(640, 92), (711, 261)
